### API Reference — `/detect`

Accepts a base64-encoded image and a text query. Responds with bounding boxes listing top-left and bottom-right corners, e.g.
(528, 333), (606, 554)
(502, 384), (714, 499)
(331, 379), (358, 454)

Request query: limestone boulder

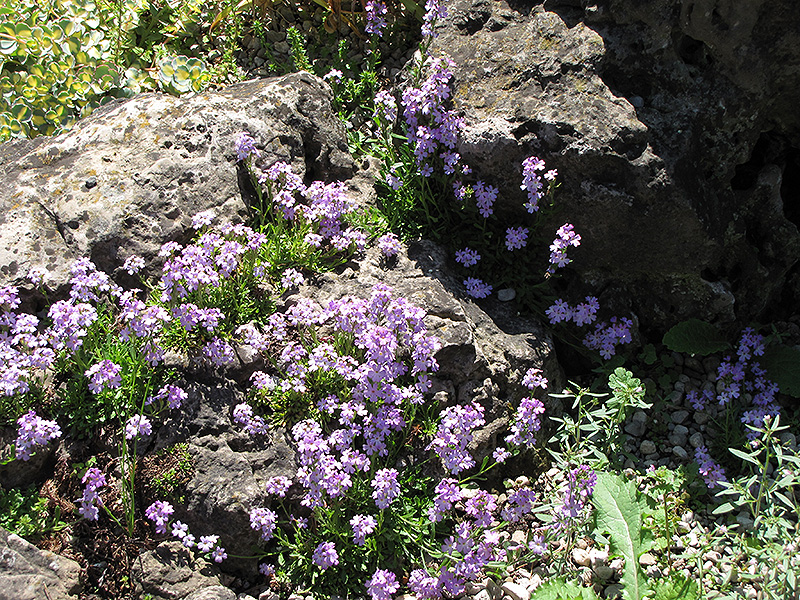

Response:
(0, 72), (353, 303)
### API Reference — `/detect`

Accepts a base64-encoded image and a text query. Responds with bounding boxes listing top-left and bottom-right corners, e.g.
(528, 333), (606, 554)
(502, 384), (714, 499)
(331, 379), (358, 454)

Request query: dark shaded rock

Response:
(432, 0), (800, 332)
(0, 72), (353, 301)
(0, 525), (82, 600)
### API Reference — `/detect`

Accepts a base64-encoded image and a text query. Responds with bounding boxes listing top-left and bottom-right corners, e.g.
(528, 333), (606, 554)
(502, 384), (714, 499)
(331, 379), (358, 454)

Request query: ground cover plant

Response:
(1, 1), (800, 600)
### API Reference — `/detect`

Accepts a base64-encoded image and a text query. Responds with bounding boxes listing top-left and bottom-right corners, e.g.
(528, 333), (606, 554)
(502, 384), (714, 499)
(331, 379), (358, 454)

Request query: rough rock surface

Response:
(131, 541), (223, 600)
(432, 0), (800, 332)
(0, 525), (82, 600)
(0, 72), (353, 302)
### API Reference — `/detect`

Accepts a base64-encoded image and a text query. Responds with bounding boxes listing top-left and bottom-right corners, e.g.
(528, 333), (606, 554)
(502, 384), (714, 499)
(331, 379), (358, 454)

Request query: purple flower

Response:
(473, 181), (498, 218)
(192, 210), (215, 229)
(521, 156), (546, 213)
(324, 69), (343, 82)
(365, 0), (388, 36)
(547, 223), (581, 274)
(250, 507), (278, 541)
(695, 445), (726, 489)
(203, 337), (236, 367)
(464, 277), (492, 299)
(429, 402), (485, 474)
(125, 415), (152, 440)
(281, 268), (305, 289)
(378, 233), (403, 257)
(259, 563), (275, 576)
(367, 569), (399, 600)
(421, 0), (448, 38)
(235, 132), (259, 161)
(522, 367), (548, 390)
(312, 541), (339, 570)
(493, 447), (511, 463)
(265, 476), (292, 497)
(573, 296), (599, 326)
(123, 255), (145, 275)
(528, 534), (547, 555)
(501, 487), (536, 522)
(454, 247), (480, 267)
(171, 521), (189, 539)
(464, 490), (497, 528)
(145, 500), (174, 534)
(211, 546), (227, 562)
(85, 360), (122, 394)
(197, 534), (219, 553)
(15, 411), (61, 461)
(233, 403), (269, 436)
(583, 317), (633, 359)
(350, 514), (377, 546)
(505, 396), (545, 448)
(428, 478), (461, 522)
(505, 226), (529, 251)
(154, 384), (187, 409)
(559, 466), (596, 521)
(78, 467), (106, 520)
(409, 569), (442, 599)
(27, 267), (47, 286)
(385, 169), (403, 190)
(371, 468), (400, 509)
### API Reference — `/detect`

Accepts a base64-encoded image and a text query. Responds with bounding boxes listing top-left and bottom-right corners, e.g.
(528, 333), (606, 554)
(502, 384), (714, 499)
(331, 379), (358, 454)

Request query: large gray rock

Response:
(0, 72), (353, 300)
(131, 541), (223, 600)
(0, 525), (81, 600)
(431, 0), (800, 332)
(150, 380), (295, 568)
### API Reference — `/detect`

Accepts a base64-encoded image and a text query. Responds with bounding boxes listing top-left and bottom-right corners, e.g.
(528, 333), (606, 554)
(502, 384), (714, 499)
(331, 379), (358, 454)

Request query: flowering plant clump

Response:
(545, 296), (633, 359)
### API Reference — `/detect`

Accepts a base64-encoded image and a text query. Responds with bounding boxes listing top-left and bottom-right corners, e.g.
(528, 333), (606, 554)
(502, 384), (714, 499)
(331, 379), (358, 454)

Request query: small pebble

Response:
(501, 581), (530, 600)
(672, 446), (688, 460)
(497, 288), (516, 302)
(572, 548), (591, 567)
(640, 440), (657, 454)
(672, 410), (689, 424)
(693, 411), (709, 425)
(639, 553), (656, 566)
(603, 583), (623, 599)
(689, 432), (704, 448)
(593, 565), (615, 580)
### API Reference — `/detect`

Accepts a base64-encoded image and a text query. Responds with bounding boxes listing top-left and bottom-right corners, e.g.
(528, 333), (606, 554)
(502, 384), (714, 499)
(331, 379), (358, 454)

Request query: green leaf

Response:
(662, 319), (729, 356)
(592, 471), (651, 600)
(711, 502), (736, 515)
(529, 577), (601, 600)
(651, 573), (699, 600)
(759, 345), (800, 397)
(728, 447), (761, 465)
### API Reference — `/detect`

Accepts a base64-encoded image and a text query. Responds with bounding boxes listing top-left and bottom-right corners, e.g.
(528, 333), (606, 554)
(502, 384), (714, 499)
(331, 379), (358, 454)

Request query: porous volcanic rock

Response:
(0, 72), (353, 304)
(431, 0), (800, 333)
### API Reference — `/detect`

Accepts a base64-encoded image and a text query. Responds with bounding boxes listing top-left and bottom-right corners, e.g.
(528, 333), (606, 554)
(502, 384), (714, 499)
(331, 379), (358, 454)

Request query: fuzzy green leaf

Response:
(529, 577), (601, 600)
(592, 471), (651, 600)
(759, 345), (800, 397)
(651, 574), (699, 600)
(661, 319), (729, 356)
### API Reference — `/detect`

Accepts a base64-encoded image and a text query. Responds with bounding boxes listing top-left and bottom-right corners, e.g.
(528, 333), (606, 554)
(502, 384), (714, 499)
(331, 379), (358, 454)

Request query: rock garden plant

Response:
(0, 1), (799, 600)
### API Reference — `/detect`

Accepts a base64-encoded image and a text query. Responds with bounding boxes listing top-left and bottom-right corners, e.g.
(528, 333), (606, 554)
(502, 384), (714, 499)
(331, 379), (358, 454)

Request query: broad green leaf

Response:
(662, 319), (729, 356)
(759, 345), (800, 397)
(530, 577), (601, 600)
(592, 471), (651, 600)
(651, 574), (699, 600)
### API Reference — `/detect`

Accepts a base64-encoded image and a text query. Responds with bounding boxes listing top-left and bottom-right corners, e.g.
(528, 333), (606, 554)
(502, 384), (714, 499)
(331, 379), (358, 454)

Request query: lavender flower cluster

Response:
(145, 502), (228, 562)
(14, 410), (61, 461)
(546, 297), (633, 359)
